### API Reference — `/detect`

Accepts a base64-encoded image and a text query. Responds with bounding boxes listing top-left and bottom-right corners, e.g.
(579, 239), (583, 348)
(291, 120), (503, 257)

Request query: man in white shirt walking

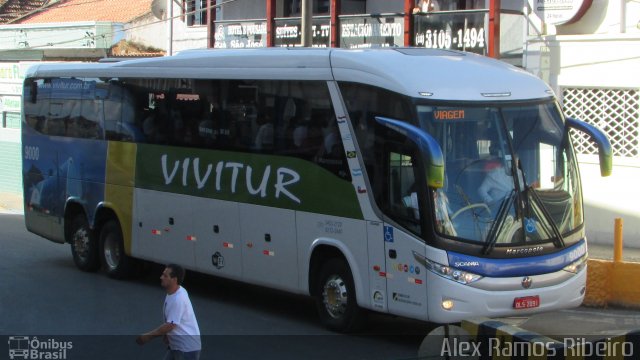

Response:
(137, 264), (202, 360)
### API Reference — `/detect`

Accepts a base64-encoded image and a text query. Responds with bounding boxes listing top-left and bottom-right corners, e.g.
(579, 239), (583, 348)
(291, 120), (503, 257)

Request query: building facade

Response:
(0, 0), (161, 193)
(524, 0), (640, 246)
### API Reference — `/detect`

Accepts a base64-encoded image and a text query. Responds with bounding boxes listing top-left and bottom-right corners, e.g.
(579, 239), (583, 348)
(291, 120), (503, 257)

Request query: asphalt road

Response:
(0, 213), (431, 360)
(2, 212), (639, 360)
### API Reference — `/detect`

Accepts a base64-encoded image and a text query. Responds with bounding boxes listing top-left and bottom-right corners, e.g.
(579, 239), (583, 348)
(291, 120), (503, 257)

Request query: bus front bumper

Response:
(425, 267), (586, 324)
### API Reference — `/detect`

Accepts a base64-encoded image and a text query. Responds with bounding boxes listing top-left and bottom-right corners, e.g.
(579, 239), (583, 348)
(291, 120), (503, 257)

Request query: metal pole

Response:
(403, 0), (413, 46)
(620, 0), (626, 33)
(301, 0), (313, 47)
(614, 218), (624, 263)
(488, 0), (500, 58)
(267, 0), (275, 47)
(169, 0), (174, 55)
(330, 0), (339, 48)
(207, 0), (213, 48)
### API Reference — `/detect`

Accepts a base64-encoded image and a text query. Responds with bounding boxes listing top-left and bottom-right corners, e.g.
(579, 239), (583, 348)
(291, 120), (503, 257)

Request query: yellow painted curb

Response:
(610, 261), (640, 307)
(584, 259), (640, 308)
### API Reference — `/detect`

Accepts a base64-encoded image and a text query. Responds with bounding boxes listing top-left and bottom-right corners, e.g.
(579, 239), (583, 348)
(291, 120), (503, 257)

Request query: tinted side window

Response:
(23, 78), (48, 133)
(338, 82), (413, 204)
(23, 77), (105, 140)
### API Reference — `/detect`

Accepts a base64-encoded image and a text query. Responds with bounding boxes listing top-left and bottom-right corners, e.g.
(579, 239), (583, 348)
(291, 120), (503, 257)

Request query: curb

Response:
(584, 259), (640, 308)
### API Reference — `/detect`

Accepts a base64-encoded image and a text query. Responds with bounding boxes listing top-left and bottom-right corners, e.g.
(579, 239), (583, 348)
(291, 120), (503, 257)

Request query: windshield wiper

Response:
(515, 159), (566, 249)
(528, 186), (566, 248)
(482, 190), (516, 255)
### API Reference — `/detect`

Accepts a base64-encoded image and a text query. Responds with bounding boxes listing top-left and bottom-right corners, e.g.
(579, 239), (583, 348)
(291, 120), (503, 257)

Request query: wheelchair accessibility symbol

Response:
(525, 218), (536, 233)
(384, 226), (394, 243)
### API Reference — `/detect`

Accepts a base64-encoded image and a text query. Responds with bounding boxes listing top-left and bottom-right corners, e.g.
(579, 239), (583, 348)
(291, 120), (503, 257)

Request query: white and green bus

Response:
(22, 48), (612, 331)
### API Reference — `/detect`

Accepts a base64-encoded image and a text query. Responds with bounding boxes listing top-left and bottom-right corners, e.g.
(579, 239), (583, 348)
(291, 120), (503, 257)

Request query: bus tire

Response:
(314, 258), (366, 332)
(99, 219), (135, 279)
(69, 214), (100, 272)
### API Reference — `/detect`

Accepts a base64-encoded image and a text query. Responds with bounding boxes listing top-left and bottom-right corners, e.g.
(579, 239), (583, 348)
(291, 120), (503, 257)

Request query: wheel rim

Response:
(73, 227), (90, 261)
(103, 233), (120, 270)
(322, 274), (348, 319)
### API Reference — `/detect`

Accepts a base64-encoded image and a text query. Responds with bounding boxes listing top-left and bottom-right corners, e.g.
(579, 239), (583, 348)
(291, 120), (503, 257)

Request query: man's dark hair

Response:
(166, 264), (185, 285)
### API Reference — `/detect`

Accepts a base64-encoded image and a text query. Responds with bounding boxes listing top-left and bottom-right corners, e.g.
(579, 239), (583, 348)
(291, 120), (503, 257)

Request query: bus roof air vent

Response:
(395, 48), (465, 57)
(481, 92), (511, 98)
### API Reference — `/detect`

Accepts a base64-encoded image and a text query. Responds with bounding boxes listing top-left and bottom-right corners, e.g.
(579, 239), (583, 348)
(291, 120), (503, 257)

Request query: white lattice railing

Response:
(562, 87), (640, 158)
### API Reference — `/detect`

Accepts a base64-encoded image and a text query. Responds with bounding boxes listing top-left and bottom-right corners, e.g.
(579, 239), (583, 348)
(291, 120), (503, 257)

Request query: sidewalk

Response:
(0, 191), (23, 215)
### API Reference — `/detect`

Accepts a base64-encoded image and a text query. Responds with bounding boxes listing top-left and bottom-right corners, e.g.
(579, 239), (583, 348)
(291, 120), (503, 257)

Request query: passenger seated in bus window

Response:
(143, 109), (169, 144)
(321, 116), (340, 158)
(403, 188), (420, 220)
(296, 114), (324, 159)
(315, 116), (349, 179)
(254, 113), (274, 150)
(478, 160), (512, 205)
(284, 116), (307, 149)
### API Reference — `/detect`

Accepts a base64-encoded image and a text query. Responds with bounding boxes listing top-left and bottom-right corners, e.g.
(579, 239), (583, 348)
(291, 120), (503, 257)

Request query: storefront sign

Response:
(274, 18), (330, 48)
(414, 12), (487, 55)
(213, 21), (267, 49)
(531, 0), (592, 25)
(339, 16), (404, 49)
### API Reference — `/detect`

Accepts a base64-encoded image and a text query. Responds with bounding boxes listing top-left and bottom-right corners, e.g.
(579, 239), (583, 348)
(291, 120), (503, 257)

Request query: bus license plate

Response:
(513, 296), (540, 309)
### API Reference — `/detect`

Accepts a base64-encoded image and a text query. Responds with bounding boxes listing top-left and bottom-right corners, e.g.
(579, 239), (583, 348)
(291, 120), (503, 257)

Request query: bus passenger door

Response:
(191, 198), (242, 281)
(239, 204), (298, 291)
(384, 227), (428, 321)
(135, 190), (195, 266)
(383, 149), (429, 321)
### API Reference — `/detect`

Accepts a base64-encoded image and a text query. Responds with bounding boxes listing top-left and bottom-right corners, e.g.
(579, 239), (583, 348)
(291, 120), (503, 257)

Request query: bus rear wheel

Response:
(100, 219), (135, 279)
(69, 214), (100, 272)
(314, 258), (366, 332)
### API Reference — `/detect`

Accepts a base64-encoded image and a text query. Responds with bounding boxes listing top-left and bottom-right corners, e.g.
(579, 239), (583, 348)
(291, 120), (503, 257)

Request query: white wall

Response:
(525, 0), (640, 247)
(557, 0), (640, 35)
(126, 13), (167, 51)
(578, 156), (640, 247)
(167, 0), (208, 54)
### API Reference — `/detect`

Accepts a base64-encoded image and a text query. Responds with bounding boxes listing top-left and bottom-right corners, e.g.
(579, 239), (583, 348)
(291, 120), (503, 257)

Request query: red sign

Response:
(513, 295), (540, 309)
(434, 110), (465, 120)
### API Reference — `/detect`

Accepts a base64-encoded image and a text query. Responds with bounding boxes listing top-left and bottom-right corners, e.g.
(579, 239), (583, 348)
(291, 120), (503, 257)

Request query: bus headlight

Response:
(563, 255), (588, 274)
(425, 259), (482, 285)
(441, 299), (455, 310)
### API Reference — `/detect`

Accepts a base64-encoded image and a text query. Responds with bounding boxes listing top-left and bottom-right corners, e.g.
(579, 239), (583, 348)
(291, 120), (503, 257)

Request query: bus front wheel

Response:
(314, 258), (366, 332)
(69, 214), (100, 272)
(100, 219), (135, 279)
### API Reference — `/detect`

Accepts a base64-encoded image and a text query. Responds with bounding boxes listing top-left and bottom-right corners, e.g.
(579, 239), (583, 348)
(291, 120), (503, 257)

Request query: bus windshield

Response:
(417, 101), (582, 247)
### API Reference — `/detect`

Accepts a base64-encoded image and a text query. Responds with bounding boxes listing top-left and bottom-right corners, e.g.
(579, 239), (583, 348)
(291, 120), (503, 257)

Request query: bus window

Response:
(104, 81), (142, 142)
(23, 79), (47, 133)
(46, 102), (68, 136)
(339, 82), (413, 212)
(74, 99), (103, 139)
(387, 150), (421, 235)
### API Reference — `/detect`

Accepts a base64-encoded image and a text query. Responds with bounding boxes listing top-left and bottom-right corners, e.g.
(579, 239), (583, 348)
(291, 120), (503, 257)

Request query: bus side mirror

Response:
(375, 116), (444, 188)
(566, 118), (612, 177)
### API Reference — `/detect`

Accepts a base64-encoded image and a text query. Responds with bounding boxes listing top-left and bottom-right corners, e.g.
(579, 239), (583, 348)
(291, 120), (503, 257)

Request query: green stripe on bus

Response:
(134, 144), (363, 219)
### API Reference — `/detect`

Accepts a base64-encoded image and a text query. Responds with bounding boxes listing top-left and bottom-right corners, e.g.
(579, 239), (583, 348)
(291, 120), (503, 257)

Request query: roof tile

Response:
(19, 0), (153, 23)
